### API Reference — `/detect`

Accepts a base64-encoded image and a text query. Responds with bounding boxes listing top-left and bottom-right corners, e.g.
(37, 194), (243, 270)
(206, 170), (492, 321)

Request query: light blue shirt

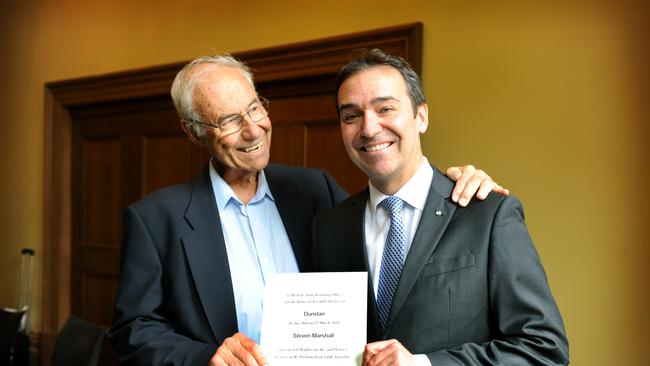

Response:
(209, 163), (299, 343)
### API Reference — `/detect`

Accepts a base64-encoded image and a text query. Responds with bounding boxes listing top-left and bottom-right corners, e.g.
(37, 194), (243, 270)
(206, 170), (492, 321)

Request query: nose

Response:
(239, 116), (266, 140)
(360, 111), (381, 138)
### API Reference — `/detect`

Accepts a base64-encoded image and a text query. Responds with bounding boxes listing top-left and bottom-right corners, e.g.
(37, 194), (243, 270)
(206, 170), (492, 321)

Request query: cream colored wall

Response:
(0, 0), (647, 364)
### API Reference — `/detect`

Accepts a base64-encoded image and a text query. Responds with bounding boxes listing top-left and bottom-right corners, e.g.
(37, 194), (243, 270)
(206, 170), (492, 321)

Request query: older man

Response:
(108, 55), (506, 366)
(313, 49), (569, 365)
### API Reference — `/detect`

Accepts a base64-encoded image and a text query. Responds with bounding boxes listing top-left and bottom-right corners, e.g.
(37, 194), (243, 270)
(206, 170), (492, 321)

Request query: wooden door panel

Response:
(266, 90), (367, 194)
(143, 134), (195, 194)
(269, 94), (337, 120)
(82, 138), (123, 247)
(304, 122), (367, 194)
(269, 123), (304, 167)
(81, 274), (118, 327)
(80, 246), (120, 275)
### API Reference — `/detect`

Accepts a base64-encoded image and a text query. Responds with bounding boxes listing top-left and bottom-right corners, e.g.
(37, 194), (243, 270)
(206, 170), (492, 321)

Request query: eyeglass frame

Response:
(184, 96), (270, 136)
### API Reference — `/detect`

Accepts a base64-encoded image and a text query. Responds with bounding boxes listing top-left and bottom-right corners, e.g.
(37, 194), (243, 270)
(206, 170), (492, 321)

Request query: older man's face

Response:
(191, 64), (272, 178)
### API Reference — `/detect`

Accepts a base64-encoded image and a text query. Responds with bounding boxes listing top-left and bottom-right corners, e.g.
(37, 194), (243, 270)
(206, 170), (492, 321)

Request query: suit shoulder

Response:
(129, 180), (193, 214)
(266, 163), (328, 182)
(431, 165), (513, 210)
(460, 191), (525, 223)
(315, 190), (365, 222)
(265, 163), (345, 200)
(478, 192), (523, 210)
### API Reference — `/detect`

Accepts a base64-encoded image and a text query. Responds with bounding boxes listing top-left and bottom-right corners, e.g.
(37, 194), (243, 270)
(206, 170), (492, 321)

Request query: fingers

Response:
(493, 184), (510, 196)
(210, 333), (267, 366)
(241, 337), (267, 366)
(445, 166), (463, 181)
(448, 164), (476, 205)
(363, 340), (414, 366)
(460, 170), (490, 205)
(469, 172), (510, 202)
(477, 182), (509, 201)
(363, 340), (395, 365)
(447, 164), (510, 207)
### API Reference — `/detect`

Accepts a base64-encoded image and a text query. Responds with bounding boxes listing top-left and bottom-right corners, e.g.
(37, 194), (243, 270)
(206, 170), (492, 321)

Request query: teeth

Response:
(365, 142), (391, 152)
(242, 142), (262, 152)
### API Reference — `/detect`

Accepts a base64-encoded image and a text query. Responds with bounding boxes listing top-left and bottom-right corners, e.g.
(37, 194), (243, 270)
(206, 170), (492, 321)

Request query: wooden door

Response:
(70, 96), (207, 326)
(42, 23), (422, 364)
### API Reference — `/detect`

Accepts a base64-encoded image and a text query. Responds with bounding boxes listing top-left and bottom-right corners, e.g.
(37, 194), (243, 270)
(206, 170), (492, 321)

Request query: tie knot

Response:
(381, 196), (404, 218)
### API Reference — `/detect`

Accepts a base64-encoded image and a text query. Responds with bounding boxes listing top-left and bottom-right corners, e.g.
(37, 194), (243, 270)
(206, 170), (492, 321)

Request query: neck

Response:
(371, 178), (404, 196)
(371, 155), (423, 196)
(213, 161), (259, 204)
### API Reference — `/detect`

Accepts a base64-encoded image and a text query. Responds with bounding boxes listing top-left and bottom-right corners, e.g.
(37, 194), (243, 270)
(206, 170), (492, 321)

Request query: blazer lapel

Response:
(346, 190), (383, 341)
(385, 168), (457, 334)
(344, 190), (370, 272)
(182, 167), (238, 342)
(265, 167), (310, 271)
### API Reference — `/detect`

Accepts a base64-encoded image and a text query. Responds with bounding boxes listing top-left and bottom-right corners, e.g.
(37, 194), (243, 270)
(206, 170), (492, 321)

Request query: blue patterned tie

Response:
(376, 196), (406, 333)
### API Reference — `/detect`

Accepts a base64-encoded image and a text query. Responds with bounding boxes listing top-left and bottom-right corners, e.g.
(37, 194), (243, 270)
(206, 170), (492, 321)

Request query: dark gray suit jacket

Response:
(108, 164), (347, 365)
(312, 167), (569, 365)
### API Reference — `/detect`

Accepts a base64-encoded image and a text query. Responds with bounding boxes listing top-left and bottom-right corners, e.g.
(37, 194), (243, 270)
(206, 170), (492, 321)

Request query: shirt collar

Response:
(368, 157), (433, 215)
(209, 159), (275, 209)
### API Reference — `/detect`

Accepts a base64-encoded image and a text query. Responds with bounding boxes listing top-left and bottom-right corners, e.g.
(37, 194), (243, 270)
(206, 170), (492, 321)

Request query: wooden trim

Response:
(42, 22), (422, 364)
(42, 86), (73, 362)
(44, 23), (422, 104)
(238, 22), (423, 82)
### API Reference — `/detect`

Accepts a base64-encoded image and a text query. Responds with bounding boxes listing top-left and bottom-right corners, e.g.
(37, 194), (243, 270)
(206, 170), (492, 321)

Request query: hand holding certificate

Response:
(260, 272), (367, 366)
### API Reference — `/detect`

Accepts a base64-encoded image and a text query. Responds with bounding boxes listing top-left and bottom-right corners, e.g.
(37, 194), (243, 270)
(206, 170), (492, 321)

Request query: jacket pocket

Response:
(421, 254), (476, 277)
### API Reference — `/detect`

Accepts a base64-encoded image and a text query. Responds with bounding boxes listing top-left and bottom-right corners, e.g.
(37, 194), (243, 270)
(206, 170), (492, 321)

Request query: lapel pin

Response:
(435, 210), (443, 216)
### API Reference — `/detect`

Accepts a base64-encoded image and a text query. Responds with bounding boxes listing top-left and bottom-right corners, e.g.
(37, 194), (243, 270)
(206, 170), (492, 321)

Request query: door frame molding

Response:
(42, 22), (422, 360)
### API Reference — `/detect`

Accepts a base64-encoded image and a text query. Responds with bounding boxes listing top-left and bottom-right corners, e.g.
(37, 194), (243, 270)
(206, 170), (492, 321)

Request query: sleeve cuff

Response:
(413, 353), (433, 366)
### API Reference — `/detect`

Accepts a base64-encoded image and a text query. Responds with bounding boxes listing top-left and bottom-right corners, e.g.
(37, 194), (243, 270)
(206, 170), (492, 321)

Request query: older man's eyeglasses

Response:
(187, 97), (270, 136)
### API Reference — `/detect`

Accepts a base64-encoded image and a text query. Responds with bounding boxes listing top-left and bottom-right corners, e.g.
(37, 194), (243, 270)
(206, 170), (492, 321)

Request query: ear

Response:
(415, 103), (428, 134)
(180, 120), (203, 146)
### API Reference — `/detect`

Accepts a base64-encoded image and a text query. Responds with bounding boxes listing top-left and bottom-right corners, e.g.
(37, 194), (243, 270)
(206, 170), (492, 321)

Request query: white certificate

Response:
(260, 272), (367, 366)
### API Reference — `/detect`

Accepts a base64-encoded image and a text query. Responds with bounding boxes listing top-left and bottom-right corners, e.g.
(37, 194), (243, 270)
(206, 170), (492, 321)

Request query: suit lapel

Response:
(346, 190), (383, 341)
(385, 168), (457, 334)
(345, 190), (369, 272)
(182, 167), (238, 342)
(265, 166), (310, 271)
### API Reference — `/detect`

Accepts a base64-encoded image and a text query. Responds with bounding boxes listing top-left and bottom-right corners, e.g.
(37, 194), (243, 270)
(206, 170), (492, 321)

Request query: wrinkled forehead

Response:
(191, 64), (255, 95)
(191, 65), (257, 116)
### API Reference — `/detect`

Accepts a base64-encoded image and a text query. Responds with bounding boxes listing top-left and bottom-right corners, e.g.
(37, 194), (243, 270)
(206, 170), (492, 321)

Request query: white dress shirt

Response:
(364, 157), (433, 366)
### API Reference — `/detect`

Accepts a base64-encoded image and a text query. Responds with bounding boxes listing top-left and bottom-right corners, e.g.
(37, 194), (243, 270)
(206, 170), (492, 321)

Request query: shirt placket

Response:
(244, 203), (273, 284)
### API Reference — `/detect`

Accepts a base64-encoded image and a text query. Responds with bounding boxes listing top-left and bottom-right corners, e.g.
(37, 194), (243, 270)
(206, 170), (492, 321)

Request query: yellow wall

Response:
(1, 0), (647, 364)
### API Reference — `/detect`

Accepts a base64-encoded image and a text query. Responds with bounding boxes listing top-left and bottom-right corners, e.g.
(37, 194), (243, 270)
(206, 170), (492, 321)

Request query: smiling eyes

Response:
(340, 104), (400, 124)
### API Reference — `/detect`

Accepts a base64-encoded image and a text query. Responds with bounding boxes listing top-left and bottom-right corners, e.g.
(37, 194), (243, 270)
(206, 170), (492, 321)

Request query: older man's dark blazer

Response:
(108, 163), (347, 365)
(312, 167), (569, 365)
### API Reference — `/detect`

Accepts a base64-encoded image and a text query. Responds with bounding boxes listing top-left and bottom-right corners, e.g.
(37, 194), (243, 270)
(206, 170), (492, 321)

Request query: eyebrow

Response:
(216, 97), (259, 122)
(338, 96), (399, 112)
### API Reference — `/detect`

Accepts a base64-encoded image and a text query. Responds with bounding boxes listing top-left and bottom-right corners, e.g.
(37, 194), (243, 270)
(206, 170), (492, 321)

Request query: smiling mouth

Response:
(362, 142), (392, 152)
(240, 141), (263, 153)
